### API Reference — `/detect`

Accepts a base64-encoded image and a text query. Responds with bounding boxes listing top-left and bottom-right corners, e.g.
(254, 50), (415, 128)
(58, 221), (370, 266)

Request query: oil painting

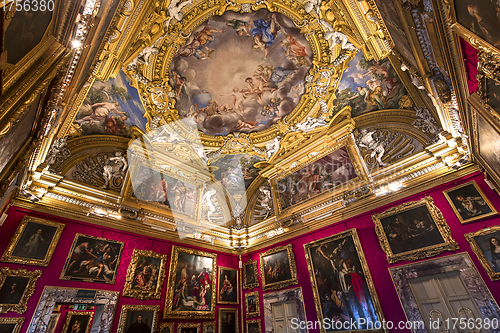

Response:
(0, 267), (41, 314)
(123, 249), (168, 300)
(210, 154), (263, 191)
(276, 147), (357, 211)
(178, 323), (200, 333)
(243, 259), (259, 289)
(116, 305), (159, 333)
(477, 113), (500, 179)
(61, 311), (93, 333)
(159, 323), (175, 333)
(245, 291), (260, 318)
(217, 267), (238, 304)
(259, 244), (297, 291)
(454, 0), (500, 49)
(169, 9), (312, 135)
(332, 52), (408, 117)
(486, 78), (500, 112)
(304, 229), (385, 332)
(218, 308), (238, 333)
(0, 317), (24, 333)
(72, 70), (147, 137)
(465, 226), (500, 280)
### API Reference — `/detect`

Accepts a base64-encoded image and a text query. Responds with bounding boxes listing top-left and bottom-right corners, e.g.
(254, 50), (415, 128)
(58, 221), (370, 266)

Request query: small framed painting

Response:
(246, 319), (261, 333)
(243, 259), (259, 290)
(218, 308), (238, 333)
(245, 292), (260, 318)
(116, 304), (159, 333)
(123, 249), (168, 300)
(217, 267), (238, 304)
(0, 317), (25, 333)
(465, 226), (500, 281)
(61, 311), (94, 333)
(0, 267), (41, 314)
(159, 323), (175, 333)
(178, 323), (200, 333)
(259, 244), (298, 291)
(443, 181), (497, 223)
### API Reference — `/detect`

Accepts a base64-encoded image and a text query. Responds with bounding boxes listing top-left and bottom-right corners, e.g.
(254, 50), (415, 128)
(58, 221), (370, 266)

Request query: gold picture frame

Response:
(217, 267), (239, 305)
(0, 317), (25, 333)
(246, 319), (262, 333)
(243, 259), (259, 290)
(123, 249), (168, 300)
(0, 267), (41, 314)
(47, 312), (61, 333)
(1, 216), (64, 266)
(164, 246), (217, 319)
(443, 181), (498, 224)
(116, 304), (159, 333)
(465, 225), (500, 281)
(304, 229), (385, 333)
(203, 321), (216, 333)
(372, 196), (459, 263)
(259, 243), (298, 291)
(218, 308), (238, 333)
(177, 322), (200, 333)
(61, 311), (94, 333)
(244, 292), (260, 318)
(159, 322), (175, 333)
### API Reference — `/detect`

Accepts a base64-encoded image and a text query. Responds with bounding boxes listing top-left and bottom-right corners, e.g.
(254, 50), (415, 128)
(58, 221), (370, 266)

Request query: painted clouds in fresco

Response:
(170, 9), (312, 135)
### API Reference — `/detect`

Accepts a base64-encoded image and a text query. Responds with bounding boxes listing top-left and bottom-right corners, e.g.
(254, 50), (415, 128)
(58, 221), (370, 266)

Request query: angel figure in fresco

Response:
(363, 61), (399, 97)
(220, 88), (249, 113)
(226, 19), (252, 36)
(178, 25), (223, 59)
(236, 119), (258, 130)
(75, 101), (127, 126)
(251, 14), (280, 59)
(281, 35), (310, 67)
(172, 180), (187, 212)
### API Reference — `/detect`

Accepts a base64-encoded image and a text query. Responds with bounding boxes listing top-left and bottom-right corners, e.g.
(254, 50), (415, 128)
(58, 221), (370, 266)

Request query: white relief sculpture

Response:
(45, 138), (71, 167)
(127, 46), (159, 71)
(413, 107), (441, 139)
(293, 117), (328, 132)
(320, 20), (357, 52)
(258, 186), (273, 220)
(356, 129), (388, 167)
(102, 152), (128, 189)
(202, 187), (218, 222)
(304, 0), (322, 15)
(265, 137), (281, 160)
(164, 0), (193, 28)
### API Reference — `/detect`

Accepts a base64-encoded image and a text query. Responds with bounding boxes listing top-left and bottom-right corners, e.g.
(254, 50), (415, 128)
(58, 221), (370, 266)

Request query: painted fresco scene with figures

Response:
(210, 154), (263, 191)
(169, 9), (312, 135)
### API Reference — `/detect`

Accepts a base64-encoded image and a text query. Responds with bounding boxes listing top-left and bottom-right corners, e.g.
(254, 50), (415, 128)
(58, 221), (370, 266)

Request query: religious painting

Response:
(61, 311), (94, 333)
(476, 111), (500, 186)
(123, 249), (168, 300)
(1, 216), (64, 267)
(130, 164), (197, 217)
(116, 305), (159, 333)
(372, 196), (459, 263)
(486, 78), (500, 112)
(210, 154), (263, 192)
(243, 259), (259, 289)
(259, 243), (298, 291)
(169, 9), (312, 135)
(164, 246), (217, 319)
(0, 317), (24, 333)
(454, 0), (500, 50)
(46, 313), (61, 333)
(262, 288), (307, 333)
(443, 181), (497, 224)
(178, 323), (200, 333)
(332, 52), (409, 117)
(60, 234), (124, 284)
(246, 320), (262, 333)
(72, 70), (147, 137)
(304, 229), (385, 332)
(465, 226), (500, 280)
(245, 292), (260, 318)
(276, 147), (357, 211)
(218, 308), (238, 333)
(203, 322), (215, 333)
(0, 267), (41, 314)
(217, 267), (238, 304)
(159, 323), (175, 333)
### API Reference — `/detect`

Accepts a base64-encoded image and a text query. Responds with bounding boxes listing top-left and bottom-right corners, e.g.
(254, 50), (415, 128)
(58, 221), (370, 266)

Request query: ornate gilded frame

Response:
(217, 267), (239, 305)
(303, 228), (385, 333)
(178, 322), (200, 333)
(59, 233), (125, 284)
(244, 291), (260, 318)
(243, 259), (259, 290)
(372, 196), (459, 263)
(443, 180), (498, 224)
(0, 317), (25, 333)
(159, 322), (175, 333)
(217, 308), (238, 333)
(465, 226), (500, 281)
(47, 313), (61, 333)
(123, 249), (168, 300)
(0, 267), (41, 314)
(116, 304), (159, 333)
(473, 50), (500, 125)
(203, 321), (216, 333)
(1, 216), (65, 266)
(61, 311), (94, 333)
(164, 246), (217, 319)
(259, 243), (298, 291)
(245, 319), (262, 333)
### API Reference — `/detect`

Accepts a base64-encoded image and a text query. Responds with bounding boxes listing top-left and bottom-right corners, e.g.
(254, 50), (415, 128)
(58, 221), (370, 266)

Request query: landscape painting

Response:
(169, 9), (312, 135)
(73, 70), (147, 137)
(332, 52), (408, 117)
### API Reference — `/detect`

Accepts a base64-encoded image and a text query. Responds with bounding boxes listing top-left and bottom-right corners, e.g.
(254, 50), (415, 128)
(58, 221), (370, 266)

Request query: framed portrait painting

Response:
(116, 304), (159, 333)
(123, 249), (168, 300)
(218, 308), (238, 333)
(0, 317), (25, 333)
(164, 246), (217, 319)
(443, 181), (497, 223)
(0, 267), (41, 314)
(1, 216), (64, 266)
(243, 259), (259, 290)
(60, 234), (124, 284)
(159, 323), (175, 333)
(178, 323), (200, 333)
(304, 229), (385, 332)
(245, 292), (260, 318)
(246, 319), (262, 333)
(61, 311), (94, 333)
(372, 196), (459, 263)
(259, 244), (298, 291)
(465, 226), (500, 280)
(217, 267), (238, 304)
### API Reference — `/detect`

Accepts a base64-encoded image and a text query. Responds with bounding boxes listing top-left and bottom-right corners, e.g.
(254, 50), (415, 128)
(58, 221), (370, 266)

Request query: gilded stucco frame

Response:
(465, 226), (500, 281)
(177, 322), (201, 333)
(246, 319), (262, 333)
(244, 291), (260, 318)
(116, 304), (159, 333)
(243, 259), (259, 290)
(443, 180), (498, 224)
(159, 322), (175, 333)
(259, 243), (298, 291)
(1, 216), (65, 267)
(203, 321), (216, 333)
(0, 317), (25, 333)
(372, 196), (459, 263)
(164, 246), (217, 319)
(123, 249), (168, 300)
(0, 267), (41, 314)
(61, 311), (94, 333)
(217, 308), (238, 333)
(303, 228), (385, 333)
(217, 267), (239, 305)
